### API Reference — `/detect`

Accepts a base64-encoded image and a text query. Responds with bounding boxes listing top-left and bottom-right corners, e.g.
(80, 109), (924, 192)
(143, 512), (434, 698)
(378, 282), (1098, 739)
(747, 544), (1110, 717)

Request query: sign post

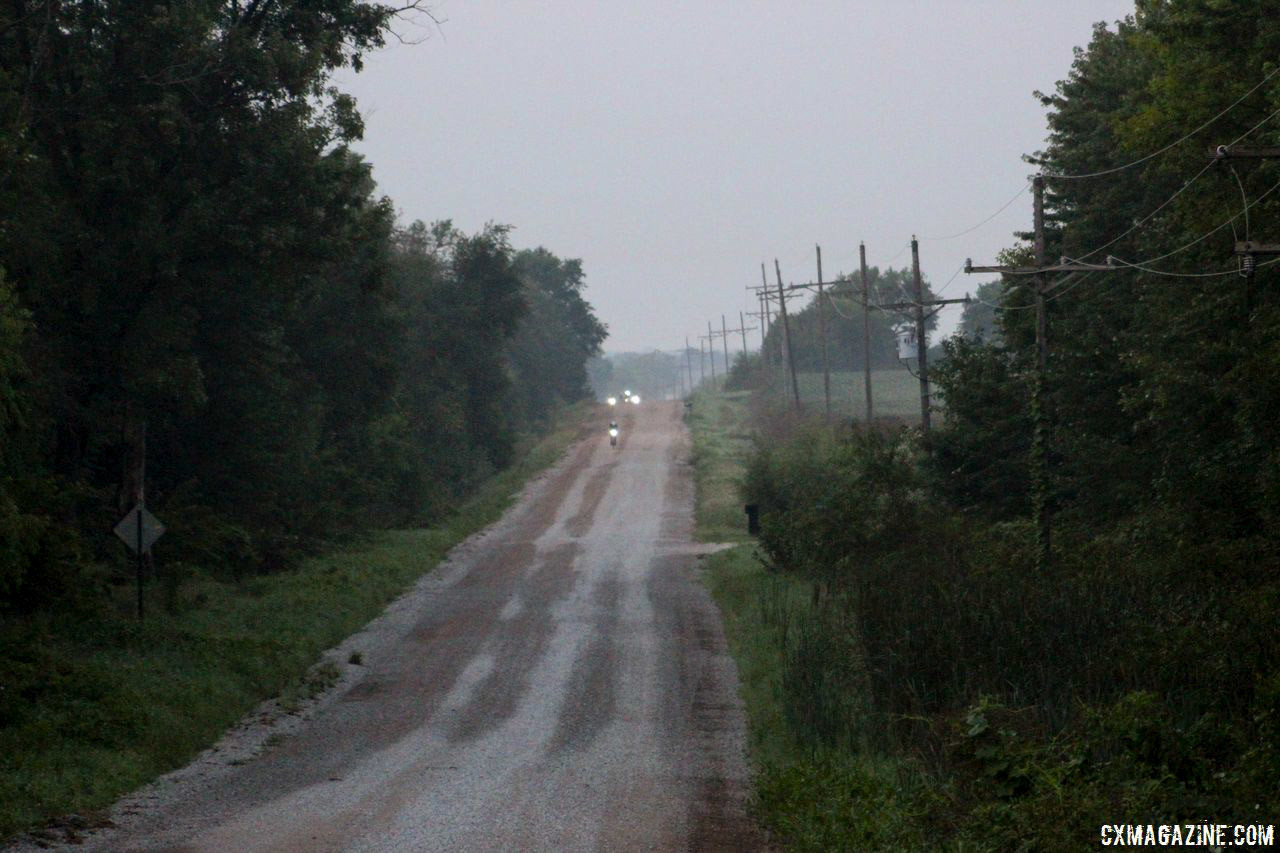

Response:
(114, 503), (165, 620)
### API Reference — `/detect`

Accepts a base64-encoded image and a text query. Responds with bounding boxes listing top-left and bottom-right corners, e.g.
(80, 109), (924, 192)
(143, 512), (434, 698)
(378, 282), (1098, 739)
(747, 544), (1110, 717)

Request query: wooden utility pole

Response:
(816, 245), (831, 421)
(774, 259), (802, 412)
(721, 315), (731, 376)
(911, 238), (931, 431)
(965, 174), (1119, 569)
(685, 336), (695, 391)
(706, 321), (717, 382)
(859, 242), (874, 423)
(761, 263), (780, 372)
(759, 289), (770, 349)
(698, 336), (706, 382)
(1234, 241), (1280, 316)
(719, 315), (757, 357)
(1032, 176), (1051, 564)
(873, 242), (971, 433)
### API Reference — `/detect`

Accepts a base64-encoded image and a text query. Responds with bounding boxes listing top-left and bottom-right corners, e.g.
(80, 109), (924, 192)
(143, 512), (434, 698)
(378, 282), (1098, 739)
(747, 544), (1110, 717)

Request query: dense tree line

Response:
(0, 1), (604, 610)
(742, 1), (1280, 845)
(758, 266), (937, 372)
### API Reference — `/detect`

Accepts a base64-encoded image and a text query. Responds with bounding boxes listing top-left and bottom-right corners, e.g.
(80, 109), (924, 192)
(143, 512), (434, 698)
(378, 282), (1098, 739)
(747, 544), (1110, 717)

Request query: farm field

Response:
(760, 368), (925, 422)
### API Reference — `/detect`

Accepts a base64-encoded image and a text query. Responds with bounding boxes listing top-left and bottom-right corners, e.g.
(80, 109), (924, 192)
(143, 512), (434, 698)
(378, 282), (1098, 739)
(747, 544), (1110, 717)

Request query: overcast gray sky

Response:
(335, 1), (1135, 353)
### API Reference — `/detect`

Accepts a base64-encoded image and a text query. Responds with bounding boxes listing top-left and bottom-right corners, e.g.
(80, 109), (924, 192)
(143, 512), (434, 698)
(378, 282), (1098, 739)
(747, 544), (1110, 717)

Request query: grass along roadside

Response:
(686, 386), (754, 543)
(689, 386), (928, 851)
(0, 403), (593, 842)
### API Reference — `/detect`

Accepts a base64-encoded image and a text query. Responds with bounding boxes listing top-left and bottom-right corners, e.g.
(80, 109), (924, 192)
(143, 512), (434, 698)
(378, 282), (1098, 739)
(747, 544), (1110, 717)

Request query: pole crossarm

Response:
(705, 324), (757, 337)
(965, 259), (1116, 275)
(873, 296), (972, 312)
(1235, 241), (1280, 255)
(1211, 145), (1280, 160)
(750, 278), (856, 295)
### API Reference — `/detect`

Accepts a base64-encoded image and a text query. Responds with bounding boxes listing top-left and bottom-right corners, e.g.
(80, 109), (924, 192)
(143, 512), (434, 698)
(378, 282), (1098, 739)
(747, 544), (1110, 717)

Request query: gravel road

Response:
(55, 401), (761, 852)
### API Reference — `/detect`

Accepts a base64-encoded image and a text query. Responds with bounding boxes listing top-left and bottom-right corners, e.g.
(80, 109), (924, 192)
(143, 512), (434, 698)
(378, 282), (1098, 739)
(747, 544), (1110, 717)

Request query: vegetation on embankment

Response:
(690, 388), (929, 851)
(686, 388), (755, 543)
(692, 382), (1280, 850)
(695, 9), (1280, 847)
(0, 6), (610, 838)
(0, 404), (591, 841)
(0, 3), (606, 616)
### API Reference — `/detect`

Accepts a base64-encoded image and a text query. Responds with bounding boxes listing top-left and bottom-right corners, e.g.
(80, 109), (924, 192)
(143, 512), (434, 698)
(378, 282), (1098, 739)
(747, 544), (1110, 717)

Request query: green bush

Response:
(738, 421), (1280, 845)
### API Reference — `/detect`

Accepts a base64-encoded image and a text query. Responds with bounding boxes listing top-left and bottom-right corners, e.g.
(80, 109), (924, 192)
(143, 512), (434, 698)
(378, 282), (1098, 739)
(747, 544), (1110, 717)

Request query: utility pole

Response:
(758, 289), (769, 349)
(911, 238), (930, 431)
(1032, 175), (1050, 564)
(872, 240), (972, 433)
(706, 321), (717, 382)
(718, 315), (757, 358)
(721, 314), (731, 376)
(685, 335), (694, 391)
(965, 174), (1118, 569)
(698, 336), (706, 382)
(752, 270), (846, 403)
(816, 244), (831, 421)
(761, 263), (779, 372)
(1217, 146), (1280, 315)
(1235, 241), (1280, 316)
(859, 243), (874, 423)
(774, 259), (802, 412)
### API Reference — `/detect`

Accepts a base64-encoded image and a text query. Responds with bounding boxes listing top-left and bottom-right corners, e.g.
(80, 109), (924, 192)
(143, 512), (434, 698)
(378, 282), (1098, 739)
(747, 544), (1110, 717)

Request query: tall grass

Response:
(0, 404), (592, 841)
(686, 387), (754, 542)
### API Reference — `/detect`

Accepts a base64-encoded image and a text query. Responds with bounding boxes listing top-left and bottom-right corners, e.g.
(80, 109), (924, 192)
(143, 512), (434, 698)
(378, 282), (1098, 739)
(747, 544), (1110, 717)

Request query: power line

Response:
(933, 262), (967, 297)
(1045, 272), (1096, 304)
(1066, 103), (1280, 262)
(1042, 64), (1280, 181)
(1106, 255), (1280, 278)
(1070, 160), (1218, 261)
(1088, 174), (1280, 268)
(918, 180), (1032, 241)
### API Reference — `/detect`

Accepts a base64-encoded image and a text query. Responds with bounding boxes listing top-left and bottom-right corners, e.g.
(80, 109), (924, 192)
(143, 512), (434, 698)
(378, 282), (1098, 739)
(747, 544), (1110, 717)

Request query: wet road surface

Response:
(72, 401), (761, 852)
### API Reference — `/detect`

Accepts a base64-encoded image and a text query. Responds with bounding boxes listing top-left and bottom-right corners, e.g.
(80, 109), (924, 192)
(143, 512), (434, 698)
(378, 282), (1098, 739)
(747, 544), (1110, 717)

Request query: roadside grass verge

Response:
(687, 387), (754, 543)
(689, 386), (929, 851)
(0, 403), (592, 841)
(701, 546), (930, 852)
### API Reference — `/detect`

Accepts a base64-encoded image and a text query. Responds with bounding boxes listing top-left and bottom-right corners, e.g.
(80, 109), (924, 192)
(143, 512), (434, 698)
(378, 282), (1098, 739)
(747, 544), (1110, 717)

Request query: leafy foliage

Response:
(0, 3), (604, 608)
(729, 3), (1280, 845)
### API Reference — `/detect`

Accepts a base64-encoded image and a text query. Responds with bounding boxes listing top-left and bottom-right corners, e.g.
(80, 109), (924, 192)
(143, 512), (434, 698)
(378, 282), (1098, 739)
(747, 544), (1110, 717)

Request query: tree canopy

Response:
(0, 0), (605, 608)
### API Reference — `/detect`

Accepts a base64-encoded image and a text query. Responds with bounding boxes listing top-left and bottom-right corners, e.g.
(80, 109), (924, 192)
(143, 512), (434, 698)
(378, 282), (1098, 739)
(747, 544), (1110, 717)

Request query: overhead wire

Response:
(1041, 64), (1280, 180)
(763, 70), (1280, 325)
(918, 180), (1033, 242)
(1107, 255), (1280, 278)
(1095, 173), (1280, 268)
(1229, 163), (1251, 241)
(1068, 160), (1218, 261)
(1064, 103), (1280, 262)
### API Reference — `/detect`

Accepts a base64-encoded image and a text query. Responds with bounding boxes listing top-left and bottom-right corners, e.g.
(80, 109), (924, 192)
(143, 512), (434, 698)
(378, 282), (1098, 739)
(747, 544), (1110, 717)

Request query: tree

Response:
(507, 249), (608, 422)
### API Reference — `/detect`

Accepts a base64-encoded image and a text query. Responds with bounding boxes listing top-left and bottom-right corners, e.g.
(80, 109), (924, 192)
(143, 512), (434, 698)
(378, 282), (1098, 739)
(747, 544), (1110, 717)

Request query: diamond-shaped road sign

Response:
(114, 504), (165, 554)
